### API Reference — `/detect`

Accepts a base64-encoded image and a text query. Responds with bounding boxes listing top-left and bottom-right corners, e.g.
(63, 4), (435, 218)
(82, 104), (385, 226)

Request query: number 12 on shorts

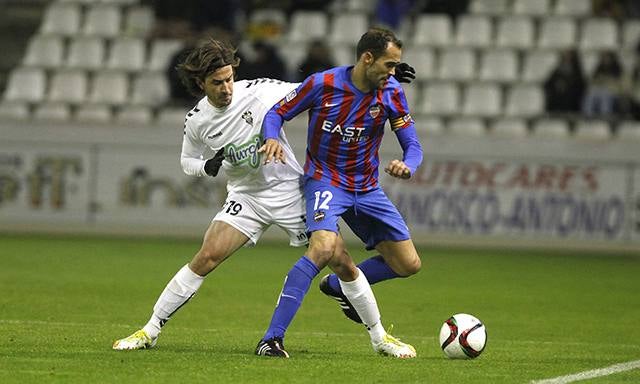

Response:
(313, 191), (333, 210)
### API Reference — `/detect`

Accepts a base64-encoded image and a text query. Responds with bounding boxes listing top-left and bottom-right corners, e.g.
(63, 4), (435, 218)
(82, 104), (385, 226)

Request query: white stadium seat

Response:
(479, 49), (518, 83)
(616, 121), (640, 141)
(88, 71), (129, 105)
(532, 119), (570, 139)
(496, 17), (534, 48)
(513, 0), (551, 16)
(470, 0), (509, 15)
(505, 84), (544, 117)
(579, 19), (619, 50)
(66, 37), (106, 70)
(401, 47), (436, 80)
(82, 4), (122, 37)
(148, 39), (185, 71)
(622, 20), (640, 49)
(490, 118), (529, 138)
(48, 69), (88, 104)
(438, 48), (476, 81)
(287, 11), (328, 43)
(419, 82), (460, 116)
(131, 72), (170, 106)
(123, 6), (155, 37)
(538, 18), (577, 49)
(75, 104), (113, 123)
(3, 68), (46, 103)
(414, 116), (444, 136)
(107, 38), (147, 71)
(522, 50), (559, 82)
(554, 0), (592, 16)
(413, 15), (452, 46)
(23, 35), (65, 69)
(462, 82), (502, 117)
(574, 120), (611, 140)
(447, 117), (486, 136)
(329, 13), (368, 45)
(33, 103), (72, 122)
(0, 101), (30, 120)
(116, 106), (153, 125)
(40, 3), (82, 36)
(455, 15), (492, 47)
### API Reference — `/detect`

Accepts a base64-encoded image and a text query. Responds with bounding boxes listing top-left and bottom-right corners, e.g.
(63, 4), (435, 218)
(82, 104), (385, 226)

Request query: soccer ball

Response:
(439, 313), (487, 359)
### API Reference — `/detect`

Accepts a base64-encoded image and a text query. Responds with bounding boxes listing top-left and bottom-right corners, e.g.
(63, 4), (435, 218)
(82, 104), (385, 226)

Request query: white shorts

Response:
(212, 182), (308, 247)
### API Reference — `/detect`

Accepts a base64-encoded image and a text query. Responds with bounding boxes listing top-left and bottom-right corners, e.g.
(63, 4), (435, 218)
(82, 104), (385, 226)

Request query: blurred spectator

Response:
(296, 40), (336, 81)
(543, 50), (586, 114)
(374, 0), (416, 30)
(236, 40), (286, 80)
(582, 51), (623, 118)
(144, 0), (240, 39)
(419, 0), (470, 19)
(592, 0), (625, 20)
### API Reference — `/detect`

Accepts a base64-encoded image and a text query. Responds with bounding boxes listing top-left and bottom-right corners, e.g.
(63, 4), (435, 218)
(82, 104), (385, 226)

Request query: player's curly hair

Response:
(355, 27), (403, 62)
(175, 38), (241, 97)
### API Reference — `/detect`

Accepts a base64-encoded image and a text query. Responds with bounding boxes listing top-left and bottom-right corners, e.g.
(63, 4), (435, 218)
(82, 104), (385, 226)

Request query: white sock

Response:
(339, 268), (386, 344)
(142, 264), (204, 339)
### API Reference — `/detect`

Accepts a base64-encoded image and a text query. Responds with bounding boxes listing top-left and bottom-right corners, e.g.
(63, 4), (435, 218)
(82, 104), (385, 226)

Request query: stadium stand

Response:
(1, 0), (639, 140)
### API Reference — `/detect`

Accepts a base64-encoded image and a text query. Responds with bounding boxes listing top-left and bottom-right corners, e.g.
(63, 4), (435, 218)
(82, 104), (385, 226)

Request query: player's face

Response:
(365, 43), (402, 89)
(200, 65), (234, 108)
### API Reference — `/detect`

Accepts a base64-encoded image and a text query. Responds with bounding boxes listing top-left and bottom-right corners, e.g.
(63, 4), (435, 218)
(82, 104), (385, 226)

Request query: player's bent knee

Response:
(395, 257), (422, 277)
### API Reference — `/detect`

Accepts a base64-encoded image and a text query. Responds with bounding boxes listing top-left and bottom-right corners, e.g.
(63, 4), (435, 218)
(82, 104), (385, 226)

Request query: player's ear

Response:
(363, 51), (374, 65)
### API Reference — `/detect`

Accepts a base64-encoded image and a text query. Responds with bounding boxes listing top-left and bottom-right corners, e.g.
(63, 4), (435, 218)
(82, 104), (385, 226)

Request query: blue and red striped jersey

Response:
(263, 65), (422, 192)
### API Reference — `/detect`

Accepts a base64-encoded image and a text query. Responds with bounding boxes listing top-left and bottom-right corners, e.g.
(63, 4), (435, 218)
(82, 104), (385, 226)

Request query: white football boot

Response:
(112, 329), (157, 350)
(372, 331), (417, 358)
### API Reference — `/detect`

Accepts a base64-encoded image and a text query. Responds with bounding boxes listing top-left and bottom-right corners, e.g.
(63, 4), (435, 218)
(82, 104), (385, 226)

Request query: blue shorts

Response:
(304, 178), (411, 250)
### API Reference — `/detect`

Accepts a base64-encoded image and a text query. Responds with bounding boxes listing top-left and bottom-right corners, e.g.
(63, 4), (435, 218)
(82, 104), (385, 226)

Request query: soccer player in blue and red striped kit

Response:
(256, 28), (424, 358)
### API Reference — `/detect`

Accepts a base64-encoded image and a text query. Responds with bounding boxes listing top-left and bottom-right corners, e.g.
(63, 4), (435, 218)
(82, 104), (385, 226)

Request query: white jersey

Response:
(181, 78), (304, 197)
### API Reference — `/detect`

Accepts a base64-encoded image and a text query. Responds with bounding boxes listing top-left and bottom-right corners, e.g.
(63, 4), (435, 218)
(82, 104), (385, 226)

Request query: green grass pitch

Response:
(1, 234), (639, 383)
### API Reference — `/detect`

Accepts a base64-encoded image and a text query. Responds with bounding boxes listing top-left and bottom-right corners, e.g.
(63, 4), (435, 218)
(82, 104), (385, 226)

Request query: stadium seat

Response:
(0, 101), (29, 120)
(504, 84), (544, 117)
(332, 45), (354, 66)
(75, 104), (113, 123)
(329, 13), (368, 45)
(414, 116), (444, 136)
(82, 4), (122, 37)
(107, 38), (147, 71)
(287, 11), (329, 44)
(579, 19), (619, 50)
(615, 121), (640, 141)
(574, 120), (611, 140)
(33, 103), (72, 122)
(65, 36), (106, 70)
(419, 82), (459, 116)
(47, 69), (88, 104)
(455, 15), (492, 47)
(469, 0), (509, 15)
(438, 48), (476, 81)
(401, 47), (436, 80)
(123, 6), (155, 37)
(39, 3), (82, 36)
(3, 67), (46, 103)
(522, 50), (559, 82)
(512, 0), (551, 16)
(462, 82), (502, 117)
(622, 20), (640, 49)
(401, 82), (419, 106)
(278, 42), (309, 76)
(88, 71), (129, 105)
(479, 49), (518, 83)
(413, 15), (452, 47)
(496, 16), (535, 49)
(447, 117), (486, 136)
(148, 39), (185, 71)
(579, 50), (600, 78)
(156, 107), (187, 127)
(538, 18), (577, 49)
(22, 35), (65, 69)
(131, 72), (170, 106)
(490, 118), (529, 138)
(532, 119), (570, 139)
(554, 0), (592, 16)
(115, 105), (153, 125)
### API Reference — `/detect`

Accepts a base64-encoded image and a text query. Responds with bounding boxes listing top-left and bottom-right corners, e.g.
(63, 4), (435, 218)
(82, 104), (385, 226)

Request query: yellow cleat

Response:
(112, 329), (157, 350)
(372, 327), (417, 358)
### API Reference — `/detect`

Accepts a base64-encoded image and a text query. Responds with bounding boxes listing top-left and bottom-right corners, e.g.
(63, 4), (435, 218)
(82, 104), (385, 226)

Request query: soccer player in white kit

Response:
(112, 38), (414, 358)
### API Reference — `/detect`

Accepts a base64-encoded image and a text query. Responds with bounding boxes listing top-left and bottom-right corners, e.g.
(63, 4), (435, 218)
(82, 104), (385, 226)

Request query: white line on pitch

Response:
(530, 360), (640, 384)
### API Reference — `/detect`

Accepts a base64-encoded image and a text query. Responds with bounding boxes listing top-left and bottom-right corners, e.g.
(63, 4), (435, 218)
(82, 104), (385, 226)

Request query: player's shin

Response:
(262, 256), (320, 341)
(143, 264), (204, 339)
(338, 268), (386, 343)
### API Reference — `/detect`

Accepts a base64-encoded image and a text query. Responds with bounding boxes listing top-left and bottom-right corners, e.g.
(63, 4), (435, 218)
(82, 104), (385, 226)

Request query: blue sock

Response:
(263, 256), (320, 341)
(327, 255), (401, 293)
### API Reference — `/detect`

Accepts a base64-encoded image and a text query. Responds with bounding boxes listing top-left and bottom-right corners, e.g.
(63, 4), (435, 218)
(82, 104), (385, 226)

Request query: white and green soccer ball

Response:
(439, 313), (487, 359)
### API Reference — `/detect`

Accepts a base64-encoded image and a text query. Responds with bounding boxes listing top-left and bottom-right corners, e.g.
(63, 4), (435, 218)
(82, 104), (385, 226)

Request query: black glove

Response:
(394, 62), (416, 84)
(204, 148), (226, 177)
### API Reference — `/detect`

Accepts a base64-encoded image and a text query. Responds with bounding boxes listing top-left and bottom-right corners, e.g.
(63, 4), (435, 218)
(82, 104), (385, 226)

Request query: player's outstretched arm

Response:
(258, 138), (285, 164)
(384, 159), (412, 179)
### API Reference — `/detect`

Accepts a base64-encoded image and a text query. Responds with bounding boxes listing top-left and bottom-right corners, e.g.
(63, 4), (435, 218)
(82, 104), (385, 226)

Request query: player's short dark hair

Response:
(355, 28), (403, 62)
(176, 38), (241, 97)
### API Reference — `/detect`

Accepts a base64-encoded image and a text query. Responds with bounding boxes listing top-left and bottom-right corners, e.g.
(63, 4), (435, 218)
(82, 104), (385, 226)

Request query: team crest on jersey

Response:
(241, 110), (253, 126)
(314, 210), (325, 222)
(369, 104), (381, 118)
